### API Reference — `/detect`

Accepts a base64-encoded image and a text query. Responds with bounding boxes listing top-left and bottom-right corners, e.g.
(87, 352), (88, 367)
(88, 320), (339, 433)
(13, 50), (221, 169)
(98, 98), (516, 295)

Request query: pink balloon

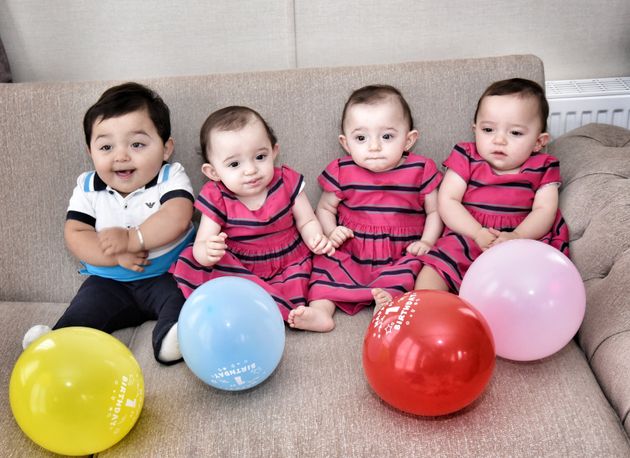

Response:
(459, 239), (585, 361)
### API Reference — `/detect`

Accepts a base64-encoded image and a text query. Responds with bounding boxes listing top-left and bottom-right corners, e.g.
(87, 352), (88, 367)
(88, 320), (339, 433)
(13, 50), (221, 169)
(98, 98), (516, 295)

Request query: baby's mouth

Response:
(114, 169), (135, 178)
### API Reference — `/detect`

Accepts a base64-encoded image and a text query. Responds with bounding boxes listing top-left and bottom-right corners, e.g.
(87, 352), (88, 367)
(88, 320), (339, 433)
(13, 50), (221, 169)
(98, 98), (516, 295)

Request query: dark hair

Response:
(199, 106), (277, 161)
(341, 84), (414, 132)
(83, 82), (171, 146)
(474, 78), (549, 132)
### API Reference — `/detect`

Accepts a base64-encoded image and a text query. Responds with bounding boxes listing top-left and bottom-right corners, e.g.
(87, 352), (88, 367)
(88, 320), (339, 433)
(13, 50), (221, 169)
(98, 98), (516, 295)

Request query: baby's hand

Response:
(117, 251), (150, 272)
(98, 227), (130, 256)
(327, 225), (354, 248)
(309, 233), (335, 256)
(474, 227), (498, 251)
(205, 232), (228, 265)
(489, 228), (520, 247)
(406, 240), (433, 256)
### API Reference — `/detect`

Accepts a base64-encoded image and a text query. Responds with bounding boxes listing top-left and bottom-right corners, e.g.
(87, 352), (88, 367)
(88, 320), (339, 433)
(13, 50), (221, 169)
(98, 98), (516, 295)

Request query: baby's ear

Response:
(405, 130), (419, 150)
(338, 135), (350, 153)
(163, 138), (175, 161)
(201, 163), (220, 182)
(534, 132), (551, 152)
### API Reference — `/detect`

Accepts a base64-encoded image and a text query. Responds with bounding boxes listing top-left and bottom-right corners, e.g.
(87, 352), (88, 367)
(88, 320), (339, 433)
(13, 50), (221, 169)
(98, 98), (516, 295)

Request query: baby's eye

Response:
(510, 130), (524, 137)
(355, 135), (366, 142)
(382, 133), (394, 140)
(227, 161), (239, 168)
(99, 145), (112, 152)
(481, 127), (494, 133)
(131, 142), (145, 149)
(255, 154), (267, 161)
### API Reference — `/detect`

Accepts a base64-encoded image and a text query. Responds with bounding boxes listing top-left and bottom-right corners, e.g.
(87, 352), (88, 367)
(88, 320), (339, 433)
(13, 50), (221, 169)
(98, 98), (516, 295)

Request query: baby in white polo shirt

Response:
(22, 82), (195, 365)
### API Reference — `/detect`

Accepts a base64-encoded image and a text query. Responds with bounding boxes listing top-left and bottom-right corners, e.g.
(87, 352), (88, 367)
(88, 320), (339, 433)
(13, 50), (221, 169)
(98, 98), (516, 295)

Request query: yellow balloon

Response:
(10, 327), (144, 455)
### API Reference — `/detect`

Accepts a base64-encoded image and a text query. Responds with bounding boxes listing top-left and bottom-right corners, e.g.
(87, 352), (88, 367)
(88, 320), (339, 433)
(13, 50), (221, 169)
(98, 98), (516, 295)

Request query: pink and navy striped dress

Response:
(422, 142), (570, 292)
(171, 166), (312, 321)
(308, 152), (442, 315)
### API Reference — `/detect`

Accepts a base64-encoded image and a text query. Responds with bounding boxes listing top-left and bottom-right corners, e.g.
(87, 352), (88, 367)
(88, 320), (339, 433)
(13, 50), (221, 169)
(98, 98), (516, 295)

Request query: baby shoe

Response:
(158, 323), (182, 363)
(22, 324), (51, 350)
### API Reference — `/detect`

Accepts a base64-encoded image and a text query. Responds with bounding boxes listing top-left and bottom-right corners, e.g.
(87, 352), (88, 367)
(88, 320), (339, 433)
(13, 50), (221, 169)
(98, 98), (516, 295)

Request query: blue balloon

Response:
(178, 276), (285, 390)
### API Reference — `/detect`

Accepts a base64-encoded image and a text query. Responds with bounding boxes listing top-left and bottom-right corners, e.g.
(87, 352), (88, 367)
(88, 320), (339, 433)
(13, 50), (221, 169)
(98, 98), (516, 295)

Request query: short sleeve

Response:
(279, 165), (305, 205)
(66, 172), (97, 226)
(443, 143), (473, 182)
(158, 162), (194, 204)
(318, 158), (344, 199)
(538, 155), (562, 188)
(419, 157), (442, 195)
(195, 181), (228, 226)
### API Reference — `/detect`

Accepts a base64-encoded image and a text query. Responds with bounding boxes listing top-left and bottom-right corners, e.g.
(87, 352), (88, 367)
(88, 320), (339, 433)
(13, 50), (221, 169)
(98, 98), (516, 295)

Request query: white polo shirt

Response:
(67, 162), (195, 281)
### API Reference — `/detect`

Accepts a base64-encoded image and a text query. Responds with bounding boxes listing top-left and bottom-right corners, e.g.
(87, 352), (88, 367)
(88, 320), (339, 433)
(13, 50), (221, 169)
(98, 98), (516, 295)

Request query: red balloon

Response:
(363, 290), (495, 416)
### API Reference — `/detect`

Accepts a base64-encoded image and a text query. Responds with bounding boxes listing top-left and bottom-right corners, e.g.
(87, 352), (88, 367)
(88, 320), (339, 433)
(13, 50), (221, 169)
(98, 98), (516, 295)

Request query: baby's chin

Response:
(362, 162), (400, 173)
(356, 154), (406, 173)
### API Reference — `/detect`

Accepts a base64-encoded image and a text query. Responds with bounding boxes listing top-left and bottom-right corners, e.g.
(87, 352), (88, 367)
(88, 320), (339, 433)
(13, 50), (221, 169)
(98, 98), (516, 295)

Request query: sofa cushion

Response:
(0, 55), (544, 304)
(4, 303), (629, 456)
(94, 311), (629, 457)
(2, 58), (629, 456)
(548, 124), (630, 434)
(591, 329), (630, 435)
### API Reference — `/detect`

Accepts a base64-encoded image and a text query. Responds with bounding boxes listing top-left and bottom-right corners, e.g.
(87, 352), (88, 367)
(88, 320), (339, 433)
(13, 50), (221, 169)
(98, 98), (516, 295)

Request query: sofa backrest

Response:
(0, 54), (544, 303)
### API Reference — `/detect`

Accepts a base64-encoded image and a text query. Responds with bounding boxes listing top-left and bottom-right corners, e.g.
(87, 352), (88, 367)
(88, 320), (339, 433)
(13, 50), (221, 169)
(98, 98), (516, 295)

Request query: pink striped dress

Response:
(422, 142), (570, 292)
(308, 152), (442, 315)
(171, 166), (312, 321)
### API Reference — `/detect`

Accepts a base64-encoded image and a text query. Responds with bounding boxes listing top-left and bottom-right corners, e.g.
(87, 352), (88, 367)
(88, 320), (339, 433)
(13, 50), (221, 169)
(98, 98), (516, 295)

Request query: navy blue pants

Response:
(54, 273), (185, 365)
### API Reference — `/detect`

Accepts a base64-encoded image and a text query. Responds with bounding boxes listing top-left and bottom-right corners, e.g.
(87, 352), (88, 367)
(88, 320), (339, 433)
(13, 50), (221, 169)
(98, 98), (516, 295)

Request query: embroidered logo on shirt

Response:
(145, 202), (156, 208)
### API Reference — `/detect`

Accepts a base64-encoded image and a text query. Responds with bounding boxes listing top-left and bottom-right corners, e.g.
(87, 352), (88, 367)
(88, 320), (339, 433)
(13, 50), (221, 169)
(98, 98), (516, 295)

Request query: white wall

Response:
(0, 0), (297, 81)
(1, 0), (629, 82)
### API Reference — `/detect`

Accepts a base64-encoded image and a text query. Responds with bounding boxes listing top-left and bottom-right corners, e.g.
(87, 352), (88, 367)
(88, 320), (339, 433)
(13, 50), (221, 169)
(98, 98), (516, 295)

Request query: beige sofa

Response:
(1, 55), (629, 457)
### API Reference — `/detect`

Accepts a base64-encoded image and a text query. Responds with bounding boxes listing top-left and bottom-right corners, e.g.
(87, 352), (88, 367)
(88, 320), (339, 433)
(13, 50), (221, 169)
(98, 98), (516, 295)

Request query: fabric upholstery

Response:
(548, 123), (630, 435)
(1, 56), (629, 456)
(97, 310), (630, 457)
(0, 54), (544, 304)
(3, 303), (628, 457)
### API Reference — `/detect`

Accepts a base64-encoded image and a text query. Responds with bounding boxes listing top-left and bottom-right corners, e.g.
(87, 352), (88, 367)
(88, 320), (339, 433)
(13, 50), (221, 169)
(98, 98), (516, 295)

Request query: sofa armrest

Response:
(548, 123), (630, 431)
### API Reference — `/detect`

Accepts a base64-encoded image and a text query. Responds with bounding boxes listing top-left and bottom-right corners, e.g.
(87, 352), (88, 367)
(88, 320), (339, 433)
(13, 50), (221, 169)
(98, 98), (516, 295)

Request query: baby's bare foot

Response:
(288, 305), (335, 332)
(372, 288), (394, 314)
(287, 306), (303, 327)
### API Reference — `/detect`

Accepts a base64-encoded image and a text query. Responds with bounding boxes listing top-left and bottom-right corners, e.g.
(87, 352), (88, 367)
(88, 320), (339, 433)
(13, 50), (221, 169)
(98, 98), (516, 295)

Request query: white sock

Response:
(158, 323), (181, 363)
(22, 325), (51, 350)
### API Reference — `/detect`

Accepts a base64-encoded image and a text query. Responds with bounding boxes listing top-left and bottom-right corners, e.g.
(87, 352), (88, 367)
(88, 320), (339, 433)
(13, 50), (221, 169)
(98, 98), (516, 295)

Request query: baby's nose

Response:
(114, 148), (130, 160)
(369, 138), (381, 150)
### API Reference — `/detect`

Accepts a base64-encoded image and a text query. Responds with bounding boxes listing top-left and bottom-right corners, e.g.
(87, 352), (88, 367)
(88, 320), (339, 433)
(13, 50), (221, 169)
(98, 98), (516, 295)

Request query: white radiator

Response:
(545, 77), (630, 139)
